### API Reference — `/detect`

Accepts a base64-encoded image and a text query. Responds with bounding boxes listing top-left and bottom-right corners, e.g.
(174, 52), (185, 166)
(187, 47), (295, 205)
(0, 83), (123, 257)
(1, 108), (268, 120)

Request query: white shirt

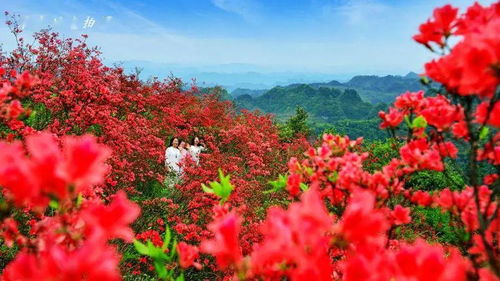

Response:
(190, 145), (206, 165)
(165, 146), (182, 174)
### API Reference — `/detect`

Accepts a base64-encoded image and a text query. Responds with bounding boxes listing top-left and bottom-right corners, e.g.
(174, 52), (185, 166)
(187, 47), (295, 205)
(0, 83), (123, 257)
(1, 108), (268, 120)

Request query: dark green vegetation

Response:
(233, 72), (422, 104)
(232, 73), (422, 140)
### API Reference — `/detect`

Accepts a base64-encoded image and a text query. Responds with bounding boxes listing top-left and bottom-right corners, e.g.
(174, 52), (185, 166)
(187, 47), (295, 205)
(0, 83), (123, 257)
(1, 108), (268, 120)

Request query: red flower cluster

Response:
(413, 5), (458, 47)
(0, 1), (499, 280)
(0, 133), (140, 279)
(0, 133), (110, 209)
(200, 186), (480, 281)
(417, 3), (500, 97)
(250, 187), (333, 280)
(198, 5), (500, 277)
(0, 82), (139, 280)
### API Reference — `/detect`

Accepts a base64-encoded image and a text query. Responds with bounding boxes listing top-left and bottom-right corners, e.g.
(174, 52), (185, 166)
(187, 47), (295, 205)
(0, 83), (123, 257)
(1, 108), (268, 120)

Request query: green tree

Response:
(287, 106), (310, 137)
(278, 106), (311, 142)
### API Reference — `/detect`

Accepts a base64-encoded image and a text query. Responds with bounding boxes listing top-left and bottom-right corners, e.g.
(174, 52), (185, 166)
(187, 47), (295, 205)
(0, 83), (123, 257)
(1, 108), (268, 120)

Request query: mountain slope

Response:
(235, 84), (385, 123)
(231, 72), (423, 104)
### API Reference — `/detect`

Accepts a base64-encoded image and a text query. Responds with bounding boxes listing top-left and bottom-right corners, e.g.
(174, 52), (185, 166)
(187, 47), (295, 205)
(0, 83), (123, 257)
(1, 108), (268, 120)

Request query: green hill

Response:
(235, 84), (386, 123)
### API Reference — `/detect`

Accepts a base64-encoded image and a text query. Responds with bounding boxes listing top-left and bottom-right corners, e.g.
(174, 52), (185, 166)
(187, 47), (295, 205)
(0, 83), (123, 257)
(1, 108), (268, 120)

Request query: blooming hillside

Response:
(0, 2), (499, 281)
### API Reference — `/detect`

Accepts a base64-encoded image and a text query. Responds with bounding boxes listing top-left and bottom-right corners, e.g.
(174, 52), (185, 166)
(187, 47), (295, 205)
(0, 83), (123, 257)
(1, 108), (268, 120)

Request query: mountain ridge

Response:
(232, 72), (422, 104)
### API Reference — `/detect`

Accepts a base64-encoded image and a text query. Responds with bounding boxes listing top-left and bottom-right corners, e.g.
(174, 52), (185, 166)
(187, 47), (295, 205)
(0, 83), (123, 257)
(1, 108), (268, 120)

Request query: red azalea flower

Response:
(177, 242), (201, 269)
(81, 191), (140, 242)
(200, 212), (242, 269)
(391, 205), (412, 225)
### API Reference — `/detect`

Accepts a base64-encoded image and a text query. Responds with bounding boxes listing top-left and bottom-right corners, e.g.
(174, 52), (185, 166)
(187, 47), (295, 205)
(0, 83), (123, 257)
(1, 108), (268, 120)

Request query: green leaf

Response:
(176, 273), (185, 281)
(202, 169), (234, 203)
(201, 183), (214, 194)
(169, 240), (178, 260)
(133, 240), (150, 256)
(479, 126), (489, 141)
(412, 115), (427, 129)
(420, 76), (430, 85)
(299, 183), (309, 191)
(162, 226), (171, 251)
(76, 193), (83, 208)
(304, 167), (314, 176)
(265, 174), (288, 194)
(404, 115), (411, 128)
(153, 260), (167, 279)
(49, 200), (59, 210)
(327, 171), (338, 183)
(217, 169), (234, 199)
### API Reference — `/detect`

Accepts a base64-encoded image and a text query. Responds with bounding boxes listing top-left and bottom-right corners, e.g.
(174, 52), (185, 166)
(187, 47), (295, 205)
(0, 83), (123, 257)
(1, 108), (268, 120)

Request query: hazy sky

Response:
(0, 0), (496, 75)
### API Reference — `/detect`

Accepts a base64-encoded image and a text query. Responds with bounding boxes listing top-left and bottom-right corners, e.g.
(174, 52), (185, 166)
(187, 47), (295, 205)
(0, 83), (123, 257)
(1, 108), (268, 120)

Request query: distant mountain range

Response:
(119, 60), (357, 91)
(231, 72), (422, 104)
(234, 85), (386, 123)
(230, 72), (423, 140)
(188, 71), (422, 140)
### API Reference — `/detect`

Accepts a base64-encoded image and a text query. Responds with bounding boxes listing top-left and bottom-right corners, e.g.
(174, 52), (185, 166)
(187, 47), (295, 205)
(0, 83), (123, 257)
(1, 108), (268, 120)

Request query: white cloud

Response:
(322, 0), (388, 25)
(211, 0), (261, 23)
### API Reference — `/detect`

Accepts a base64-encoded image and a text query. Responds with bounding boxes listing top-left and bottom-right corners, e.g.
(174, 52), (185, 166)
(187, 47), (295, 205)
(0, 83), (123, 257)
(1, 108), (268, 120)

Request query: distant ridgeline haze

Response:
(227, 72), (422, 140)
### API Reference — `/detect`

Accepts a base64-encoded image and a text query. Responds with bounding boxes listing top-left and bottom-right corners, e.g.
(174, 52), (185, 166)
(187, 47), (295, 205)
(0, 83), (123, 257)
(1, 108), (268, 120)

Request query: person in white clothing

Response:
(165, 137), (182, 174)
(179, 140), (191, 160)
(189, 136), (205, 165)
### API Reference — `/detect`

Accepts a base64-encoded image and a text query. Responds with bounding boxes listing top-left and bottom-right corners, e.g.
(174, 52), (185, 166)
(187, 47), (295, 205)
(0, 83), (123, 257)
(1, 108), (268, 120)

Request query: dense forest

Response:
(231, 74), (424, 140)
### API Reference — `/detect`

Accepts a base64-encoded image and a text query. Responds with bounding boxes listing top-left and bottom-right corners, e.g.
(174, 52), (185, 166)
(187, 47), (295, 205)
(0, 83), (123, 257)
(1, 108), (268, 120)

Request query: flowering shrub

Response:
(0, 1), (499, 281)
(0, 108), (140, 280)
(196, 2), (500, 280)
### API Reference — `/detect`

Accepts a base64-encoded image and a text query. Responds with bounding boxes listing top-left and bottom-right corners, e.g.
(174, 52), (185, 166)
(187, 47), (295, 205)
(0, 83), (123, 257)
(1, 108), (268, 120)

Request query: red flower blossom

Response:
(394, 91), (425, 112)
(62, 135), (111, 195)
(201, 212), (242, 269)
(1, 241), (122, 281)
(379, 108), (404, 129)
(420, 95), (462, 131)
(81, 191), (140, 242)
(339, 190), (389, 247)
(413, 5), (459, 47)
(250, 188), (333, 280)
(177, 242), (201, 269)
(391, 205), (412, 225)
(286, 173), (302, 196)
(399, 139), (443, 171)
(475, 101), (500, 128)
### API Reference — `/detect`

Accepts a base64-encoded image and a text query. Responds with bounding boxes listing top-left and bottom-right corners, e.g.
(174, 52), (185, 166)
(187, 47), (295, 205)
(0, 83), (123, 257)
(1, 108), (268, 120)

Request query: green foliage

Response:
(235, 85), (378, 123)
(278, 106), (312, 141)
(198, 86), (232, 101)
(412, 207), (469, 246)
(406, 162), (465, 191)
(313, 119), (389, 141)
(411, 115), (427, 129)
(265, 174), (288, 194)
(344, 73), (423, 103)
(23, 102), (52, 130)
(133, 226), (184, 281)
(286, 106), (310, 137)
(363, 139), (401, 172)
(136, 179), (171, 199)
(202, 169), (234, 204)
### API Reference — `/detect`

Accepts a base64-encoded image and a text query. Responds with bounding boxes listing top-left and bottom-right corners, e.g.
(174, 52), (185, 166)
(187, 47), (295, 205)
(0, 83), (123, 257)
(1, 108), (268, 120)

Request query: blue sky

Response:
(0, 0), (496, 77)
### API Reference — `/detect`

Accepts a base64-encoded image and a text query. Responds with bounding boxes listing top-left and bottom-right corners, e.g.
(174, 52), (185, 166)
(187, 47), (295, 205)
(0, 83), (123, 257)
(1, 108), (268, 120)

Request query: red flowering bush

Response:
(197, 2), (500, 280)
(0, 104), (140, 280)
(0, 13), (308, 278)
(0, 2), (499, 281)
